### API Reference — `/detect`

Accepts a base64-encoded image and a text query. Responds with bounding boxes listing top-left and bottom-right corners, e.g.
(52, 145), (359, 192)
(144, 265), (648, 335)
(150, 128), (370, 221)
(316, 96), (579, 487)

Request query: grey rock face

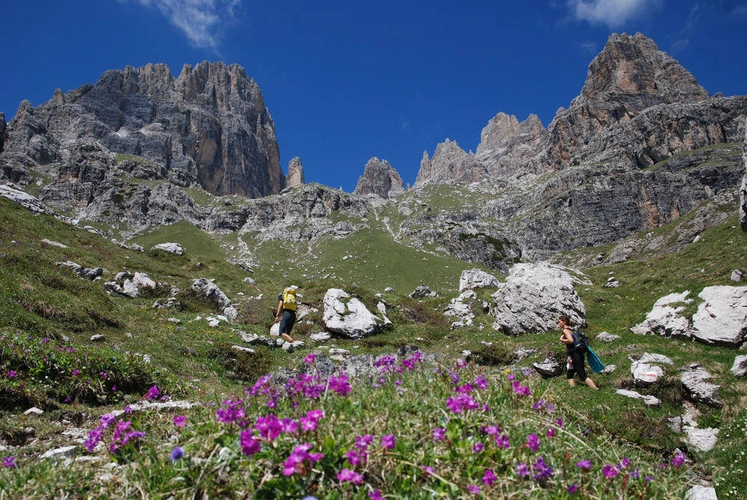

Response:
(741, 117), (747, 231)
(415, 140), (486, 187)
(459, 269), (500, 292)
(630, 291), (693, 338)
(491, 263), (586, 335)
(731, 355), (747, 377)
(0, 61), (282, 200)
(353, 157), (405, 198)
(680, 365), (722, 407)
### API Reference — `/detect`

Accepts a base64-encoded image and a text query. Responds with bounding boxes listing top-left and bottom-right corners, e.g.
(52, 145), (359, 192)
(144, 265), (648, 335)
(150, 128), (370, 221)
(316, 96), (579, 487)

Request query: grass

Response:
(0, 192), (746, 498)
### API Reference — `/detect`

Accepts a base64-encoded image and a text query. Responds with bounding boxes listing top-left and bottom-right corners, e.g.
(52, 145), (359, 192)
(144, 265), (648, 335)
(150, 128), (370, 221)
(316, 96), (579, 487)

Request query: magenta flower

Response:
(255, 414), (283, 441)
(280, 418), (299, 435)
(546, 427), (556, 438)
(432, 427), (446, 442)
(568, 483), (579, 493)
(512, 381), (531, 397)
(525, 433), (540, 452)
(355, 434), (375, 450)
(146, 385), (160, 401)
(173, 415), (187, 428)
(421, 465), (434, 476)
(381, 434), (396, 450)
(482, 468), (497, 486)
(346, 449), (364, 466)
(473, 441), (484, 453)
(215, 398), (246, 424)
(7, 370), (17, 379)
(516, 462), (530, 478)
(671, 451), (685, 467)
(602, 464), (618, 478)
(368, 490), (384, 500)
(304, 353), (316, 364)
(576, 459), (592, 471)
(283, 443), (324, 476)
(329, 374), (351, 396)
(474, 374), (489, 389)
(2, 456), (16, 468)
(240, 429), (261, 456)
(467, 485), (480, 495)
(337, 468), (364, 485)
(532, 456), (553, 485)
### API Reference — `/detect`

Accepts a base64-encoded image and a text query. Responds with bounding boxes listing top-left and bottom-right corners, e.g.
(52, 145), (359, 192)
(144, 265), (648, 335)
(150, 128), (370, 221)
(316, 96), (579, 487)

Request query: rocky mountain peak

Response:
(0, 61), (283, 200)
(353, 157), (404, 198)
(414, 139), (485, 188)
(575, 32), (709, 121)
(475, 112), (545, 177)
(285, 157), (305, 189)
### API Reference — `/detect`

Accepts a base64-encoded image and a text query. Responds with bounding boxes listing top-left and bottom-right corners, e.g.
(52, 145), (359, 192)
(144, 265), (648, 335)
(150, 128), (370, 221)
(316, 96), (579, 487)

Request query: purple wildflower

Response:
(337, 468), (364, 485)
(240, 429), (261, 456)
(421, 465), (434, 476)
(473, 441), (484, 453)
(576, 459), (592, 471)
(329, 374), (351, 396)
(568, 484), (579, 494)
(512, 380), (531, 397)
(146, 385), (160, 401)
(173, 415), (187, 428)
(474, 374), (489, 389)
(215, 398), (246, 424)
(467, 485), (480, 495)
(516, 462), (530, 478)
(283, 443), (324, 476)
(170, 446), (184, 461)
(433, 427), (446, 442)
(368, 490), (384, 500)
(533, 456), (553, 485)
(2, 456), (16, 468)
(526, 433), (540, 452)
(304, 353), (316, 364)
(602, 464), (618, 478)
(671, 451), (685, 467)
(346, 449), (364, 466)
(355, 434), (375, 450)
(7, 370), (17, 379)
(381, 434), (396, 450)
(482, 468), (497, 486)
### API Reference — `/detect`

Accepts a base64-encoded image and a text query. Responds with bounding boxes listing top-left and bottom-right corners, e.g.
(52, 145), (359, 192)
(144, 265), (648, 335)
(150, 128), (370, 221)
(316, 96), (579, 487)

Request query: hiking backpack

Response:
(282, 288), (297, 311)
(572, 330), (589, 353)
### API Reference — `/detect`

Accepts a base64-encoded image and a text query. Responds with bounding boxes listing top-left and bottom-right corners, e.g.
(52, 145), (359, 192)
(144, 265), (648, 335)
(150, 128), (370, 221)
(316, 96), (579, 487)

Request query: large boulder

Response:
(680, 364), (722, 408)
(630, 291), (693, 338)
(691, 286), (747, 347)
(630, 353), (673, 386)
(491, 263), (585, 335)
(323, 288), (386, 339)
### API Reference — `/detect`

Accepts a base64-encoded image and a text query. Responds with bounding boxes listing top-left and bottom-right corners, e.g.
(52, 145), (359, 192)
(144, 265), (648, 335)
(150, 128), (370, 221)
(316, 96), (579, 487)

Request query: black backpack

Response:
(572, 330), (589, 353)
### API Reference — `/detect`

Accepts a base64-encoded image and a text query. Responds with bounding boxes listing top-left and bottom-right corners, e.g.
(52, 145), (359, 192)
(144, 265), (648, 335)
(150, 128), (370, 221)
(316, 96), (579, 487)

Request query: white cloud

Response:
(567, 0), (663, 28)
(128, 0), (242, 49)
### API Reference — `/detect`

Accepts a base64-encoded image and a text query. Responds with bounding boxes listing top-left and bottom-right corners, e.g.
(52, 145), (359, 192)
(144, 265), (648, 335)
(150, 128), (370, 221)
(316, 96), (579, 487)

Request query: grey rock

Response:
(353, 157), (405, 198)
(615, 389), (661, 407)
(630, 353), (673, 386)
(40, 446), (77, 460)
(691, 286), (747, 347)
(630, 291), (693, 338)
(190, 278), (235, 319)
(151, 242), (185, 255)
(731, 355), (747, 377)
(491, 263), (586, 335)
(680, 365), (722, 408)
(595, 331), (621, 343)
(24, 407), (44, 415)
(232, 345), (255, 354)
(323, 288), (386, 339)
(459, 268), (500, 292)
(731, 269), (744, 282)
(410, 285), (436, 299)
(685, 485), (718, 500)
(309, 332), (332, 342)
(532, 358), (564, 378)
(90, 334), (105, 342)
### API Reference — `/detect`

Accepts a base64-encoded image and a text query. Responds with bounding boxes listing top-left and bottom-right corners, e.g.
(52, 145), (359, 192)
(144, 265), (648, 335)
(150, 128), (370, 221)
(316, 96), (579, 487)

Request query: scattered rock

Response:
(680, 364), (722, 408)
(532, 358), (564, 378)
(596, 331), (620, 342)
(731, 355), (747, 377)
(731, 269), (744, 282)
(459, 269), (500, 292)
(90, 334), (105, 342)
(615, 389), (661, 407)
(151, 242), (185, 255)
(323, 288), (387, 339)
(409, 285), (437, 299)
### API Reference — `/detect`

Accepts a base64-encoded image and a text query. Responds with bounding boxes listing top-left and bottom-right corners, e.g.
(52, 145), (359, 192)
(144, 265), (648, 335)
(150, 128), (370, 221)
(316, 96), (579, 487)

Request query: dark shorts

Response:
(567, 349), (588, 381)
(279, 309), (296, 335)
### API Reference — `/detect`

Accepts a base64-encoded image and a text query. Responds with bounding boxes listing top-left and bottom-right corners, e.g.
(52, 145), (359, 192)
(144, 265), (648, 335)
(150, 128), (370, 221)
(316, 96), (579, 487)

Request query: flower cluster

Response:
(84, 412), (145, 454)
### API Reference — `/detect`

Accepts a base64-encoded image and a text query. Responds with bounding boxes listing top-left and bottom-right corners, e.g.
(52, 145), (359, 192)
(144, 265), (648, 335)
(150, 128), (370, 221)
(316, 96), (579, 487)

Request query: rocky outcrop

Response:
(491, 263), (586, 335)
(414, 140), (486, 187)
(353, 158), (404, 198)
(285, 157), (305, 190)
(0, 61), (282, 201)
(476, 112), (544, 178)
(322, 288), (387, 339)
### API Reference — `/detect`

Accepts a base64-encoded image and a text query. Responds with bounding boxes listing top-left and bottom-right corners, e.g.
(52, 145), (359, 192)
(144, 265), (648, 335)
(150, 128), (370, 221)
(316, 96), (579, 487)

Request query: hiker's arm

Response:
(560, 329), (574, 344)
(275, 300), (283, 322)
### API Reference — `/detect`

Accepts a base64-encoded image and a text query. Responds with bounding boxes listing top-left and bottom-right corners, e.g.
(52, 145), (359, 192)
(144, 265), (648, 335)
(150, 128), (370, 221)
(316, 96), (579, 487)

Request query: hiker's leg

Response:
(567, 378), (576, 387)
(279, 311), (294, 342)
(584, 378), (599, 390)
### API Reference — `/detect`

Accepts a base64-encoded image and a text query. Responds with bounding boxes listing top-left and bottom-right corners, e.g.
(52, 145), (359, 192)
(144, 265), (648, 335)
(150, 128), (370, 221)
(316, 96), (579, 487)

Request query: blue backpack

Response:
(572, 330), (589, 353)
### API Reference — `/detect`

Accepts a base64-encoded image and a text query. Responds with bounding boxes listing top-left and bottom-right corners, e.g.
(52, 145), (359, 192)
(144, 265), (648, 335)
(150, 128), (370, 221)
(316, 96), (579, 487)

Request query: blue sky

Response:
(2, 1), (746, 192)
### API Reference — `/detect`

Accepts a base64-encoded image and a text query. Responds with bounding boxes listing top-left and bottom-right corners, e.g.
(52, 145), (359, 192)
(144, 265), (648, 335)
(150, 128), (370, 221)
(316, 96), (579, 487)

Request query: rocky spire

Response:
(285, 157), (305, 189)
(353, 157), (405, 198)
